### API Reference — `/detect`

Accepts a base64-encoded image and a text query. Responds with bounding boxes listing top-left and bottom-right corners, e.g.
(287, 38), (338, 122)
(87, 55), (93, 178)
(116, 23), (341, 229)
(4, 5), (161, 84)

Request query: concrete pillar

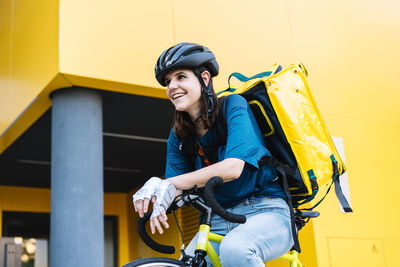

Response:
(50, 88), (104, 267)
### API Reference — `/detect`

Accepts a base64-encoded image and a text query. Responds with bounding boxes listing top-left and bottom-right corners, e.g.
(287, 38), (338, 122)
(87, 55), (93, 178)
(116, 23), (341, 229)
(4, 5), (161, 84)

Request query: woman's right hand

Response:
(133, 177), (161, 217)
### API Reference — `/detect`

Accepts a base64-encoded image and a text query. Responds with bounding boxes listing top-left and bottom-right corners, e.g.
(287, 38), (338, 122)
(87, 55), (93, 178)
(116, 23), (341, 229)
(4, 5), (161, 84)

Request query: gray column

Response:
(50, 88), (104, 267)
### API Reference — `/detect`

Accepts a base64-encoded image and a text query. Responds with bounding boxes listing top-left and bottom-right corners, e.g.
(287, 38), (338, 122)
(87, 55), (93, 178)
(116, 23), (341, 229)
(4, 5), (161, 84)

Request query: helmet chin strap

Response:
(193, 69), (214, 119)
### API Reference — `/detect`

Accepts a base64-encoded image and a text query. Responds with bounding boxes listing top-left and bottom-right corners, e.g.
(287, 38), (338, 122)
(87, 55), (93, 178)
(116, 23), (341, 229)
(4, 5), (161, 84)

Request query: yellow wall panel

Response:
(0, 74), (71, 155)
(59, 0), (175, 89)
(127, 190), (137, 261)
(0, 0), (59, 134)
(173, 0), (294, 90)
(0, 186), (51, 213)
(380, 0), (400, 117)
(0, 0), (60, 154)
(0, 0), (12, 132)
(384, 239), (400, 267)
(328, 238), (386, 267)
(287, 0), (388, 120)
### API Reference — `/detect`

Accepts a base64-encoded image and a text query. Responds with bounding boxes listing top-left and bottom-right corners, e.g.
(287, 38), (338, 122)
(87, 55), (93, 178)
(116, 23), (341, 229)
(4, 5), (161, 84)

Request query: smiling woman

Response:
(131, 42), (293, 266)
(165, 69), (203, 118)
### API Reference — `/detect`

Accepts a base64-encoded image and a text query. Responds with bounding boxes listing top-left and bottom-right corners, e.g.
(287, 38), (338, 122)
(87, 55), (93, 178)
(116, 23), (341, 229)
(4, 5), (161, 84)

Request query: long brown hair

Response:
(173, 68), (221, 139)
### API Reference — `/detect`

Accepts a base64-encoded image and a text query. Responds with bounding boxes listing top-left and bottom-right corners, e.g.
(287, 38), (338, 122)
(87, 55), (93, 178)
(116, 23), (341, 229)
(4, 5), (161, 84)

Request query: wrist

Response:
(166, 177), (177, 188)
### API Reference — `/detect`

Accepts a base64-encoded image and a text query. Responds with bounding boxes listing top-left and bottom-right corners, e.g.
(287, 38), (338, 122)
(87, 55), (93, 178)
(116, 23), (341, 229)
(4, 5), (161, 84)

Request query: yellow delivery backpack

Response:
(217, 63), (352, 213)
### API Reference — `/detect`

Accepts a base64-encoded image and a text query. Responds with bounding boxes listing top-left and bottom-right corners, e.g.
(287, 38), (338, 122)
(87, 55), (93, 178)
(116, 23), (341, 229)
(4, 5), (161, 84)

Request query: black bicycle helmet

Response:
(155, 42), (219, 86)
(155, 42), (220, 118)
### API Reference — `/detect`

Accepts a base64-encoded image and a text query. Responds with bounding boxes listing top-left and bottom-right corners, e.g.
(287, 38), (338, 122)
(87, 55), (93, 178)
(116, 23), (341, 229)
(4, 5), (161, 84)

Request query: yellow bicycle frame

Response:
(195, 224), (223, 267)
(194, 224), (303, 267)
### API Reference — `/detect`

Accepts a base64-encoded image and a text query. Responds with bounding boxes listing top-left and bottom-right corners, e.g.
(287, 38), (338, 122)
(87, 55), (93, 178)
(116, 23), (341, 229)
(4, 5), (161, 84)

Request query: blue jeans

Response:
(185, 196), (294, 267)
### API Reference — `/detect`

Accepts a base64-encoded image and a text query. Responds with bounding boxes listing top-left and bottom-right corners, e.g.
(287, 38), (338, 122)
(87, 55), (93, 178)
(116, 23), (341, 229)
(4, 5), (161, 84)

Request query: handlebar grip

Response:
(137, 211), (175, 254)
(204, 177), (246, 224)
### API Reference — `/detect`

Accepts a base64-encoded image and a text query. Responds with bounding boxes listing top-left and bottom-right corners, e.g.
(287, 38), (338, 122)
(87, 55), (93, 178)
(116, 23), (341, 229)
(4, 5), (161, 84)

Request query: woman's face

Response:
(165, 69), (204, 119)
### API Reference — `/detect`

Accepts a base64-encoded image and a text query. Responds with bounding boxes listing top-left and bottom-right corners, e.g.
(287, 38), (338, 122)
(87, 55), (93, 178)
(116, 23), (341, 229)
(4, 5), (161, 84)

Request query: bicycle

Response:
(123, 177), (319, 267)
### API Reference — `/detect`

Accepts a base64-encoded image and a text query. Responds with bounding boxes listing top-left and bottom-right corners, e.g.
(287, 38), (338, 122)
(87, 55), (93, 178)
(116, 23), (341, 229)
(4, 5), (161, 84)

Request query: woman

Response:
(133, 42), (293, 266)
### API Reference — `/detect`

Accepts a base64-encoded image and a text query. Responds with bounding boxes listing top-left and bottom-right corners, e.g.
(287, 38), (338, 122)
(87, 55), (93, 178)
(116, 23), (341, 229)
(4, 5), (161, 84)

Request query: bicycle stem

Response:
(184, 195), (213, 226)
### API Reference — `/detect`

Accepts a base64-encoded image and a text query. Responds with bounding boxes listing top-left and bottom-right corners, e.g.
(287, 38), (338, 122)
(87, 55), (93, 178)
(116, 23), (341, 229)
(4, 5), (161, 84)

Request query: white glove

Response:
(151, 179), (176, 218)
(132, 177), (161, 203)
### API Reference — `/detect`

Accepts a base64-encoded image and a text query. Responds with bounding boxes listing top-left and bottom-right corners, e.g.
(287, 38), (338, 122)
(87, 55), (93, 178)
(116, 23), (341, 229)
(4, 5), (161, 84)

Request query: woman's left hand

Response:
(133, 177), (162, 217)
(150, 179), (176, 234)
(150, 211), (169, 234)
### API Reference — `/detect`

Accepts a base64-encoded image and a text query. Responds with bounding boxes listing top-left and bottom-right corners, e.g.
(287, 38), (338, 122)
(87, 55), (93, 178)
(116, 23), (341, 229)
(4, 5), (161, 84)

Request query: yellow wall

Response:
(0, 0), (69, 155)
(58, 0), (174, 90)
(0, 0), (59, 134)
(1, 0), (400, 266)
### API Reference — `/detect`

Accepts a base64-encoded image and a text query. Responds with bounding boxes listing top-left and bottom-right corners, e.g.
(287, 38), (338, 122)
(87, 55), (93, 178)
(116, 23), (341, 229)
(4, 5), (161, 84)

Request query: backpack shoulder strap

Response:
(179, 135), (196, 170)
(179, 97), (229, 168)
(200, 98), (228, 164)
(216, 96), (229, 142)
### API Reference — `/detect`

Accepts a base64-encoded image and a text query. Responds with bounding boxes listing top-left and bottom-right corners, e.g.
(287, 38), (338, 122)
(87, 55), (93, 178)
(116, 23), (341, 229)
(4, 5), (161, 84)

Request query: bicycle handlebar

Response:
(204, 177), (246, 223)
(136, 177), (246, 254)
(137, 211), (176, 254)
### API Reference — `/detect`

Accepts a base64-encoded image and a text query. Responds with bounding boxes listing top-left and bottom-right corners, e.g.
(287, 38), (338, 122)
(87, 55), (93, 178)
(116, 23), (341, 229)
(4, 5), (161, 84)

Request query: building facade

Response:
(1, 0), (400, 266)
